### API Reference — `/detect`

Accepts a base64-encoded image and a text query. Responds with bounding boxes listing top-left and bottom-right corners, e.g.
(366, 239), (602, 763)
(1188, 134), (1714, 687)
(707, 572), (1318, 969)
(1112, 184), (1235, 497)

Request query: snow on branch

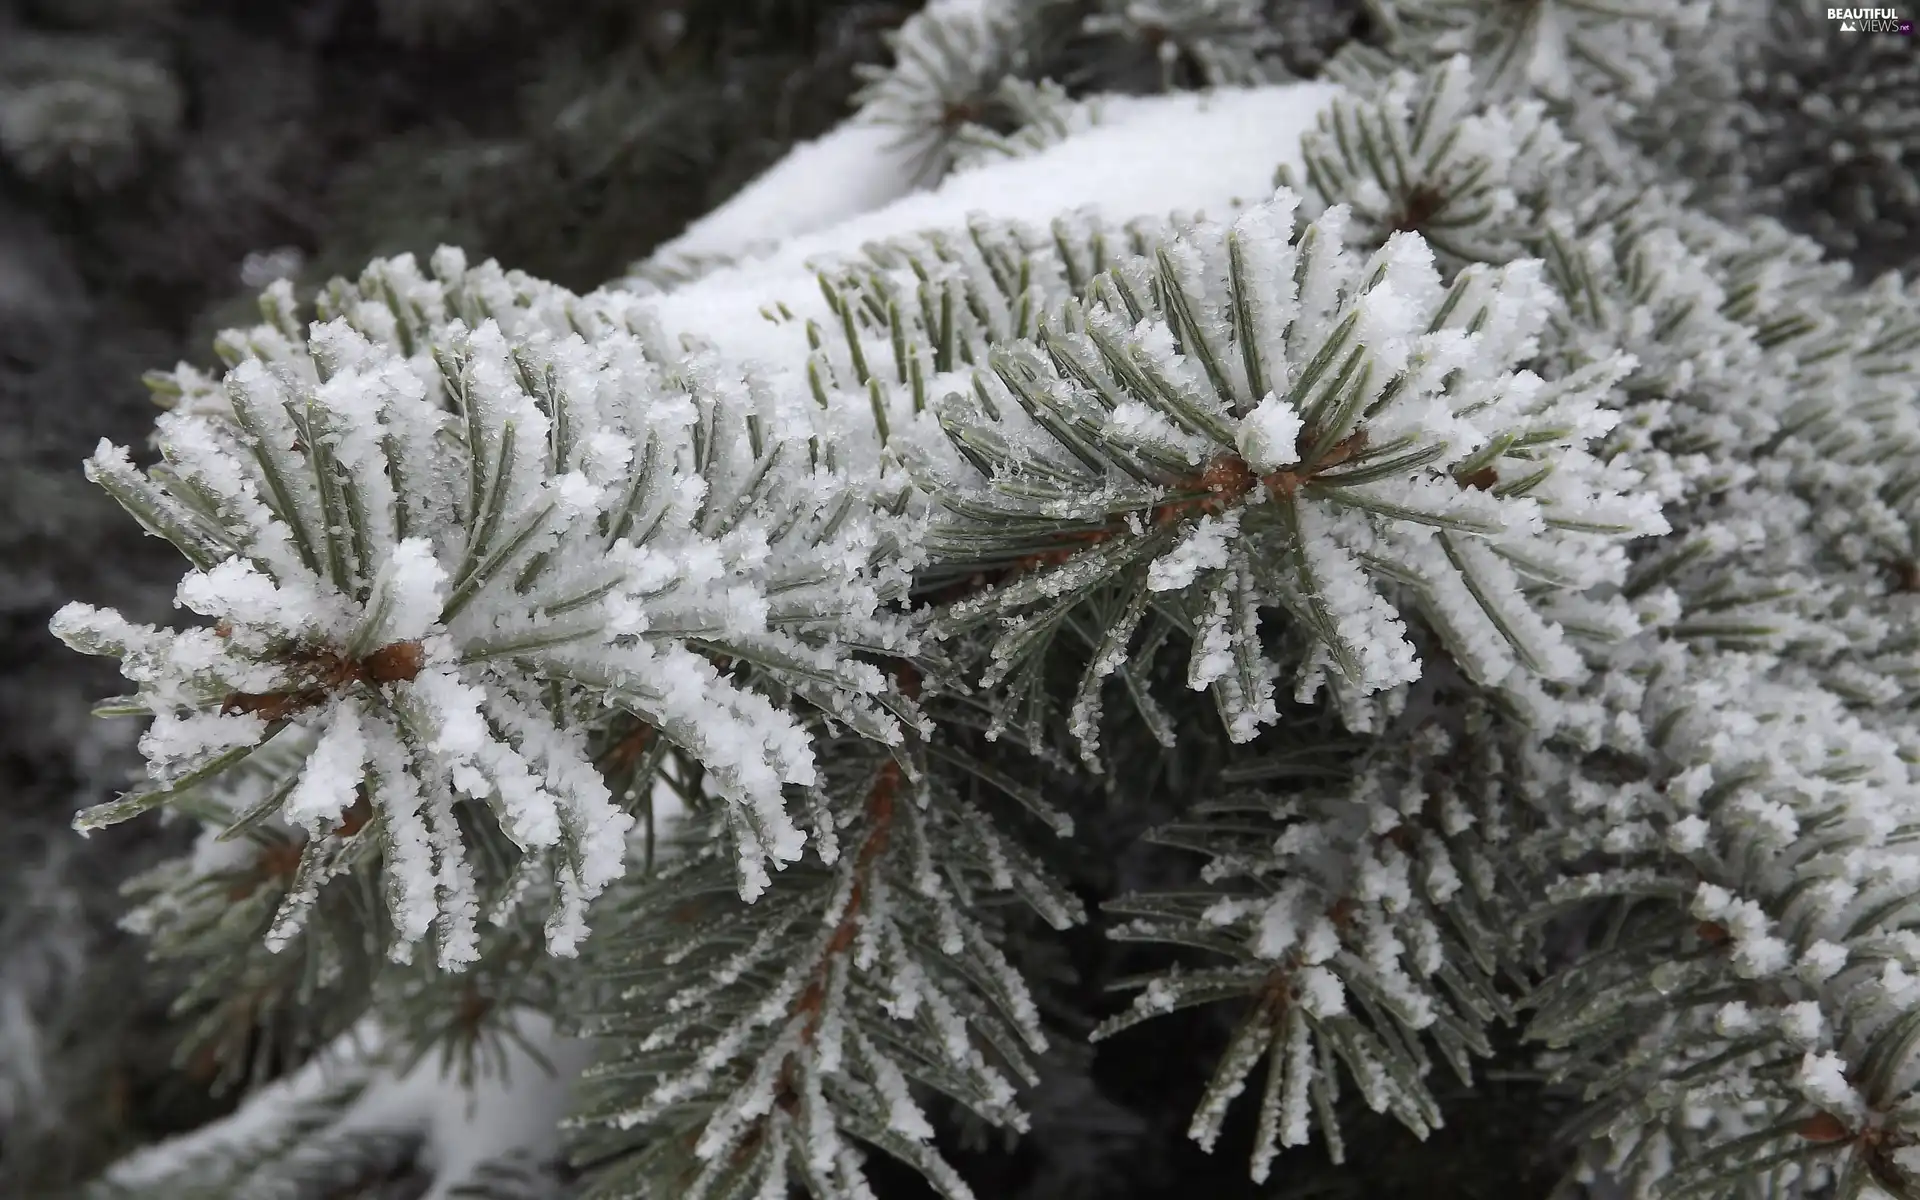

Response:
(1282, 56), (1574, 268)
(1357, 0), (1713, 108)
(571, 714), (1082, 1200)
(1096, 710), (1520, 1179)
(908, 188), (1665, 750)
(1528, 646), (1920, 1198)
(54, 251), (913, 965)
(632, 122), (928, 292)
(625, 82), (1342, 375)
(853, 0), (1048, 182)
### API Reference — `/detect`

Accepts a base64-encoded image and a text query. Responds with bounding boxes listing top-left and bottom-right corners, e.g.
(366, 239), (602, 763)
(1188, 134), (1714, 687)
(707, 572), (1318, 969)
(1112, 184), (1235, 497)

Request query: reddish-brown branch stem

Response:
(1390, 184), (1447, 235)
(599, 723), (656, 772)
(771, 665), (918, 1113)
(333, 792), (373, 838)
(222, 640), (427, 723)
(791, 759), (901, 1046)
(1882, 558), (1920, 594)
(1457, 466), (1499, 492)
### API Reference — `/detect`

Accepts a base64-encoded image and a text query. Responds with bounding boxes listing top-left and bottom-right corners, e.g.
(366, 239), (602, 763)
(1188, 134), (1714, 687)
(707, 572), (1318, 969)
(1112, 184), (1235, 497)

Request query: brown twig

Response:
(1390, 184), (1447, 235)
(221, 639), (427, 723)
(599, 722), (656, 772)
(995, 429), (1372, 581)
(1881, 558), (1920, 594)
(770, 665), (919, 1113)
(1796, 1112), (1851, 1143)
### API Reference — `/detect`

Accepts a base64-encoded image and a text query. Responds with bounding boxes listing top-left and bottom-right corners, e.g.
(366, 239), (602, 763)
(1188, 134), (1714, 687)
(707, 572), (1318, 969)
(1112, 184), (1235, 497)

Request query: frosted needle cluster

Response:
(53, 251), (905, 964)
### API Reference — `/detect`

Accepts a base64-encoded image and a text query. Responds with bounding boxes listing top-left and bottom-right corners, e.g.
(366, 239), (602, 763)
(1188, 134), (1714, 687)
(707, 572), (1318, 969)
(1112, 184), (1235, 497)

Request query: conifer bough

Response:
(54, 251), (913, 965)
(44, 5), (1920, 1199)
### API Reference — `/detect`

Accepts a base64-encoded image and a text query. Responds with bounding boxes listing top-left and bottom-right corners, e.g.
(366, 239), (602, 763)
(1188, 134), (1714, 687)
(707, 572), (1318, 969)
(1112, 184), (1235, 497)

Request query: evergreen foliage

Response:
(21, 1), (1920, 1199)
(0, 31), (180, 192)
(1618, 0), (1920, 280)
(0, 3), (896, 1190)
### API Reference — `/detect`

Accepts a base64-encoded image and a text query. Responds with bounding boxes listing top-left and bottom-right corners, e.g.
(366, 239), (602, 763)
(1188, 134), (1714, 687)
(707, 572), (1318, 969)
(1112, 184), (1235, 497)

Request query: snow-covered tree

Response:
(31, 1), (1920, 1198)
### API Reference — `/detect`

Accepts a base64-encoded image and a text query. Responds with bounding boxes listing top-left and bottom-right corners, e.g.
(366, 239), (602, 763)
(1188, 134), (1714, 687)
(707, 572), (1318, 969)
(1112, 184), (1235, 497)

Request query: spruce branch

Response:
(54, 251), (913, 966)
(1080, 0), (1284, 89)
(1281, 55), (1575, 267)
(1093, 695), (1527, 1179)
(117, 722), (595, 1096)
(1575, 197), (1920, 710)
(570, 678), (1081, 1200)
(1525, 649), (1920, 1199)
(112, 734), (392, 1095)
(803, 209), (1169, 412)
(43, 13), (1920, 1200)
(854, 0), (1062, 182)
(909, 189), (1664, 753)
(78, 1066), (418, 1200)
(1357, 0), (1714, 111)
(1674, 0), (1920, 277)
(949, 77), (1102, 171)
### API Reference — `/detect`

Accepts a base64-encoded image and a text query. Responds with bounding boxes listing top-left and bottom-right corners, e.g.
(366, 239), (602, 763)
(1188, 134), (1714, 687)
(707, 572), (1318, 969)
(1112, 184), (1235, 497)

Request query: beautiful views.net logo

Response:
(1827, 6), (1914, 31)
